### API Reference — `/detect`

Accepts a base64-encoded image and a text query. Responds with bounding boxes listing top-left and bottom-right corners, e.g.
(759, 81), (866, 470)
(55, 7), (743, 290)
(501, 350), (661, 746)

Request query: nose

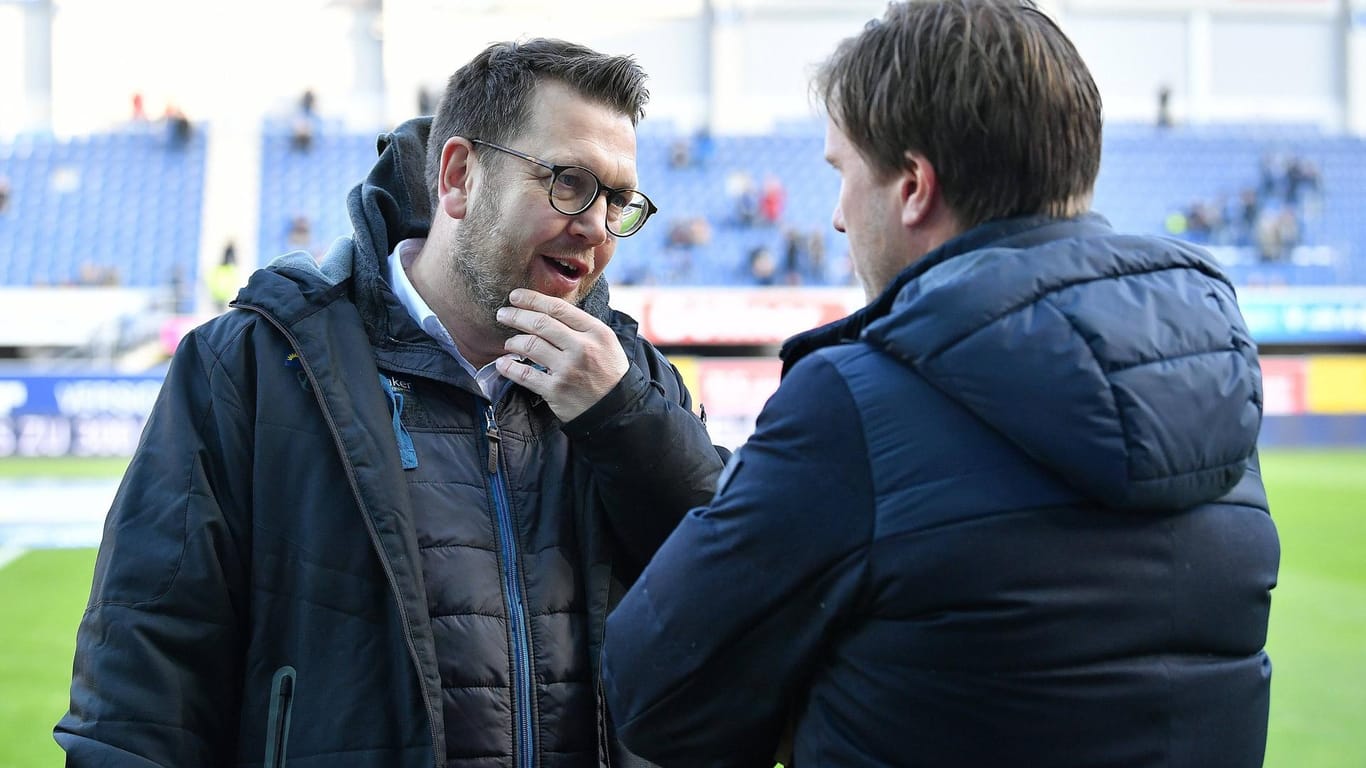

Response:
(832, 204), (846, 234)
(567, 192), (611, 245)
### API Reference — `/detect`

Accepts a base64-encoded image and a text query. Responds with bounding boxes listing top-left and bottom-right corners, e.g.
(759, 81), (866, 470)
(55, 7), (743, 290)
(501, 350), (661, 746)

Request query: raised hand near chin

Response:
(494, 288), (630, 423)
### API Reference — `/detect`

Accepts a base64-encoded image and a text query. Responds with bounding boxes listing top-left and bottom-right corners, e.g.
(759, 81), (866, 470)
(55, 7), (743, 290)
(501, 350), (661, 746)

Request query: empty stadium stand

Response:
(3, 121), (1363, 293)
(252, 120), (1365, 289)
(0, 126), (206, 289)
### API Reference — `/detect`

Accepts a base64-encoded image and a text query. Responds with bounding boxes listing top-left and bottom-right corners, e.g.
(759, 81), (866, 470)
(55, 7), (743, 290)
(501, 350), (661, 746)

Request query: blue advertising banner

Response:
(0, 374), (164, 457)
(1239, 288), (1366, 345)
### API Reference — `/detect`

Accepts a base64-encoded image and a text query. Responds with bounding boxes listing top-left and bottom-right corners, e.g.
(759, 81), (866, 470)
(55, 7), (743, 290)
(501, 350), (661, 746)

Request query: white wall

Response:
(708, 2), (887, 133)
(1346, 0), (1366, 135)
(0, 0), (53, 136)
(7, 0), (1356, 139)
(1060, 0), (1348, 128)
(1066, 11), (1190, 123)
(381, 1), (711, 132)
(43, 0), (363, 136)
(0, 5), (29, 135)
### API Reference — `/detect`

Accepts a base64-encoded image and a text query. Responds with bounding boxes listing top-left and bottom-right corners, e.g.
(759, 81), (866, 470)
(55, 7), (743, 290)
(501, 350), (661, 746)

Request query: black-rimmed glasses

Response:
(470, 138), (658, 237)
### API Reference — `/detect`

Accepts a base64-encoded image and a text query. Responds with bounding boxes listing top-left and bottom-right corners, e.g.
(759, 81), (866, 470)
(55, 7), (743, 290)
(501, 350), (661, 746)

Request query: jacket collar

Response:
(778, 213), (1112, 373)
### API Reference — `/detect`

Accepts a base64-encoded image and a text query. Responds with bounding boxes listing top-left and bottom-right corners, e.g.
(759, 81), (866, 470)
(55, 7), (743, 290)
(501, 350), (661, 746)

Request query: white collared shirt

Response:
(387, 238), (506, 401)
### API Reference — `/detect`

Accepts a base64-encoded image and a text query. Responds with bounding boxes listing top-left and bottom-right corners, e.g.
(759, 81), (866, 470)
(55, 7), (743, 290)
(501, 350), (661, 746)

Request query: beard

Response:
(446, 185), (601, 337)
(447, 184), (522, 339)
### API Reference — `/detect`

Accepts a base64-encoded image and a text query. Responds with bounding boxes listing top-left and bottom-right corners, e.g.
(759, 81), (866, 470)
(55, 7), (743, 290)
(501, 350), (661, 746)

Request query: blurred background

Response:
(0, 0), (1363, 765)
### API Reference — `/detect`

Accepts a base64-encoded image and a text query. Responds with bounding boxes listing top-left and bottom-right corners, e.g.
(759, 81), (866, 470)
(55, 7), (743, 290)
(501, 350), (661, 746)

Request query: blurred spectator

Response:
(1254, 206), (1301, 263)
(667, 221), (688, 248)
(208, 240), (243, 312)
(1163, 209), (1187, 238)
(0, 174), (10, 214)
(760, 174), (786, 225)
(726, 171), (759, 227)
(131, 92), (147, 122)
(782, 228), (809, 284)
(1285, 157), (1321, 208)
(666, 216), (711, 249)
(668, 139), (692, 169)
(291, 114), (315, 152)
(77, 260), (121, 286)
(669, 128), (713, 170)
(748, 246), (777, 285)
(807, 230), (827, 282)
(418, 86), (435, 115)
(1168, 152), (1322, 257)
(1257, 152), (1286, 204)
(1235, 188), (1260, 246)
(166, 104), (192, 147)
(1276, 209), (1302, 256)
(288, 215), (313, 251)
(1156, 85), (1172, 129)
(1183, 201), (1222, 245)
(291, 89), (319, 152)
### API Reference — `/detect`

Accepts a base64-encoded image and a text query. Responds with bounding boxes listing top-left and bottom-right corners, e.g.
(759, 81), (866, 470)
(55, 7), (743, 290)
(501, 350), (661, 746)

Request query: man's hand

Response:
(494, 288), (630, 422)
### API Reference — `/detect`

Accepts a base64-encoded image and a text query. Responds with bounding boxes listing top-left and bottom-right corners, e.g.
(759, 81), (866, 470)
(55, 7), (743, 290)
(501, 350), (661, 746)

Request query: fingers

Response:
(495, 354), (551, 389)
(500, 326), (561, 361)
(496, 289), (616, 360)
(506, 289), (596, 332)
(492, 288), (629, 423)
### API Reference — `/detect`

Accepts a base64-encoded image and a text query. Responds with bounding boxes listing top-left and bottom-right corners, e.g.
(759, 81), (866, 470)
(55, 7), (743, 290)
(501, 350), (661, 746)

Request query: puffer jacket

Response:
(603, 214), (1280, 767)
(56, 117), (724, 767)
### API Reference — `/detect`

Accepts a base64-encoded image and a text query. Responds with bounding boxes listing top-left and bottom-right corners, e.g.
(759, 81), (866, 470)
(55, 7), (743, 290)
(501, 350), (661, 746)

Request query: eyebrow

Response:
(550, 151), (639, 190)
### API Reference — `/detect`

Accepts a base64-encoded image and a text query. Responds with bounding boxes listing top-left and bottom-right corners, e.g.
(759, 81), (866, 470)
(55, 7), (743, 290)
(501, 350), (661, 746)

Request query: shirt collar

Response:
(387, 238), (506, 399)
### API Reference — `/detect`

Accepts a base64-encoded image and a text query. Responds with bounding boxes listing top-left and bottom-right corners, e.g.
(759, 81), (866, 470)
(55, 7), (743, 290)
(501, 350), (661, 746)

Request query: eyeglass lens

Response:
(549, 167), (650, 236)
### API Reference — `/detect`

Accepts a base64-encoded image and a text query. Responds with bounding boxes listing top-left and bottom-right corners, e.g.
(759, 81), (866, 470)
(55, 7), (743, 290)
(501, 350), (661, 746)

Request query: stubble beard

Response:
(448, 189), (520, 340)
(447, 191), (602, 335)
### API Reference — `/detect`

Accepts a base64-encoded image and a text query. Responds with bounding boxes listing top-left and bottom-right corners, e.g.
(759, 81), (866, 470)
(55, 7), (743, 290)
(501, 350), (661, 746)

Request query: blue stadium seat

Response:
(257, 122), (376, 261)
(10, 121), (1360, 292)
(0, 128), (207, 288)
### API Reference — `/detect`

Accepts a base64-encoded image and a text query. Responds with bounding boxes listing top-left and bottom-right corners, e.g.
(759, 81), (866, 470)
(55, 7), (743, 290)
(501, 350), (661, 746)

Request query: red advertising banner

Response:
(1260, 357), (1308, 416)
(694, 358), (783, 418)
(615, 287), (865, 346)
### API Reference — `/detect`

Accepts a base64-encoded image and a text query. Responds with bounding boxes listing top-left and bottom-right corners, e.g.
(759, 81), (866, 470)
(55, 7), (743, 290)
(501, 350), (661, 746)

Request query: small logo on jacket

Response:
(285, 353), (310, 391)
(383, 374), (433, 427)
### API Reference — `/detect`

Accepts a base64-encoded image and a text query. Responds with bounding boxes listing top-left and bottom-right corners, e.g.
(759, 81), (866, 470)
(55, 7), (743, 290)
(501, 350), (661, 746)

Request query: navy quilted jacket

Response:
(603, 214), (1280, 767)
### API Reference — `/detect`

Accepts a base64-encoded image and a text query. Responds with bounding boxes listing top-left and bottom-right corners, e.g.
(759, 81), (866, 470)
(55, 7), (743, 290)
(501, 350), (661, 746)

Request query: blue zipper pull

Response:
(379, 374), (418, 470)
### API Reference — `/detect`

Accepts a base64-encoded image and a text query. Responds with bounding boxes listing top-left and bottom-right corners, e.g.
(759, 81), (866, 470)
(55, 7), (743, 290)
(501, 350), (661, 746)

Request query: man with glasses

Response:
(58, 39), (725, 768)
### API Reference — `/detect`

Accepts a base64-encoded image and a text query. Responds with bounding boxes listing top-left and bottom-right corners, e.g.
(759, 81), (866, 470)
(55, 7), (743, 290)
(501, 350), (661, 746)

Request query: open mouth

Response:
(544, 256), (586, 279)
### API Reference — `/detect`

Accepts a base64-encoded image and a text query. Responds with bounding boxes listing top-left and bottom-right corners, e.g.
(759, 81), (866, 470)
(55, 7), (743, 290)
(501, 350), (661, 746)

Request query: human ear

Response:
(439, 137), (475, 220)
(899, 152), (939, 228)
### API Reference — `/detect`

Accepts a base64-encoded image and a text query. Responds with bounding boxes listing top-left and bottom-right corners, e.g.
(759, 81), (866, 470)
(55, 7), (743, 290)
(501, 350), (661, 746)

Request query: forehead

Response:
(519, 81), (638, 186)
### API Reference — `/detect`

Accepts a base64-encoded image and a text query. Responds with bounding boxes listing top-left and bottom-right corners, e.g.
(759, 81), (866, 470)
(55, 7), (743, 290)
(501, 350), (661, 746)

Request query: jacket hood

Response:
(805, 215), (1262, 512)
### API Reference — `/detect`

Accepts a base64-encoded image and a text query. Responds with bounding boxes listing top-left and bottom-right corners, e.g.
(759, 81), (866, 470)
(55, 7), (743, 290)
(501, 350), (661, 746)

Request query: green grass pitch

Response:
(0, 450), (1362, 766)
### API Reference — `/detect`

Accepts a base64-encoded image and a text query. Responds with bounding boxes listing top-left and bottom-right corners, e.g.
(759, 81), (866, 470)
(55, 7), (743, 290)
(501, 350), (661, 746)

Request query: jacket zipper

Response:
(485, 403), (535, 768)
(264, 665), (296, 768)
(238, 305), (445, 767)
